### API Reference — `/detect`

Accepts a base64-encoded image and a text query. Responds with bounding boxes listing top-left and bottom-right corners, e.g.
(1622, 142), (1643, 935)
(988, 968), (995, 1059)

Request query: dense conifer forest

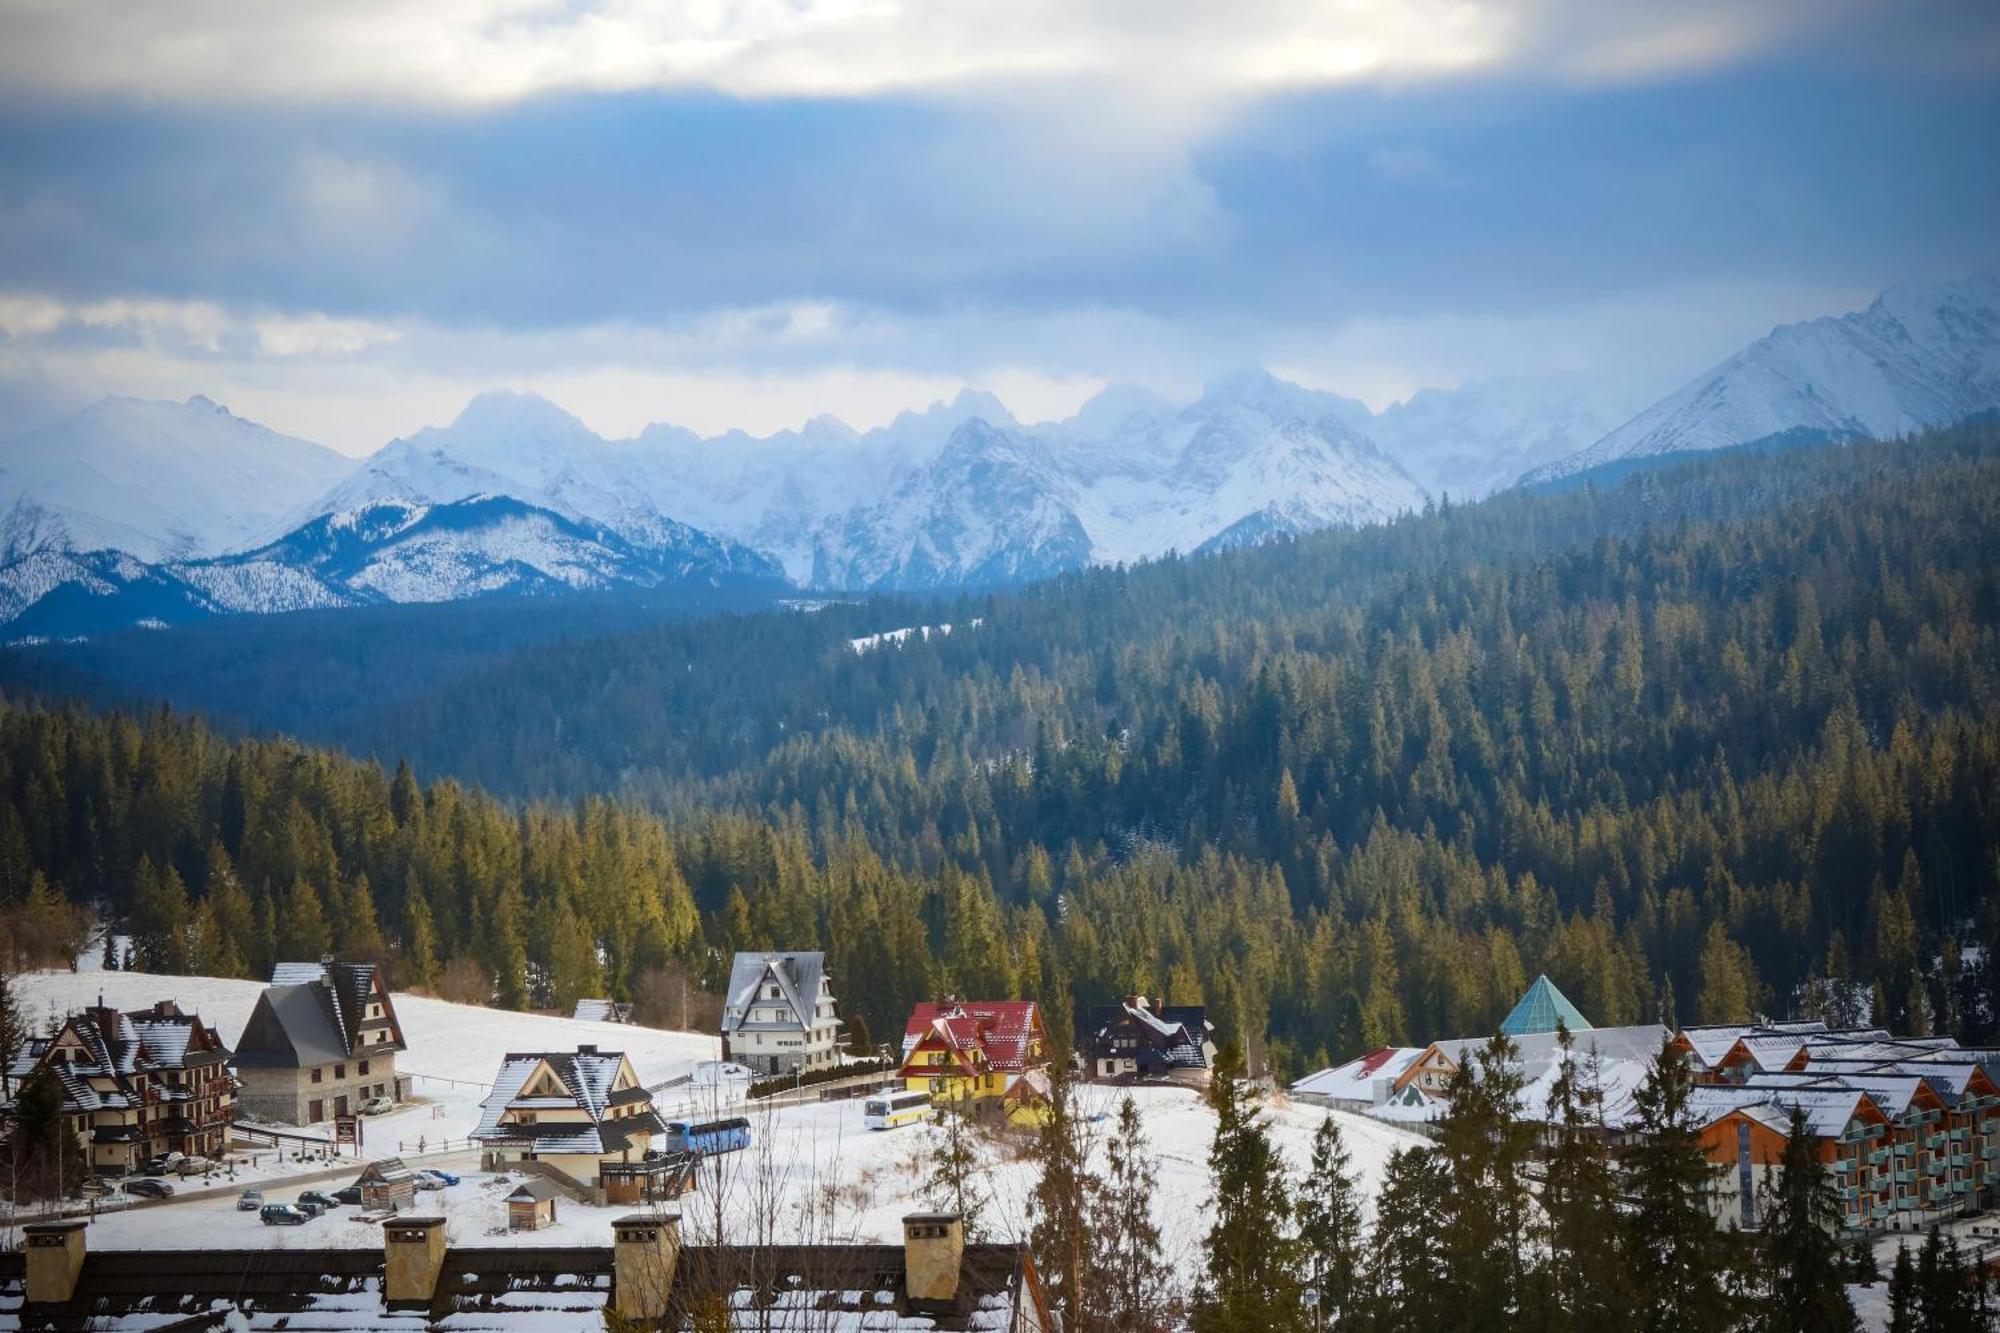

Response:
(2, 424), (1998, 1075)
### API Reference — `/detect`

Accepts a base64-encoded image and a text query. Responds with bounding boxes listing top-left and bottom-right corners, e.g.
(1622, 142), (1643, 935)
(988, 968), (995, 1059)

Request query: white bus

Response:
(864, 1088), (934, 1130)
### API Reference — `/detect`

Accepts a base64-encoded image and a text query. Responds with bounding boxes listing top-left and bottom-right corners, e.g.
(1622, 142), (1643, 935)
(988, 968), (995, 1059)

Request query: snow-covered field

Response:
(14, 969), (1426, 1256)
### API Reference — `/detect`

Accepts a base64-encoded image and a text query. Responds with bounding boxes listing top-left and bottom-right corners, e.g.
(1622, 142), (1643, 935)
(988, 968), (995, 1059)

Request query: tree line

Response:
(1024, 1030), (1992, 1332)
(0, 427), (1997, 1076)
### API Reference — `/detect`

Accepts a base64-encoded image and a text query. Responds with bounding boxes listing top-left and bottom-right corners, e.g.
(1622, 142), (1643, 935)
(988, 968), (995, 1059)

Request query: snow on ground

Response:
(16, 969), (1426, 1256)
(14, 969), (723, 1158)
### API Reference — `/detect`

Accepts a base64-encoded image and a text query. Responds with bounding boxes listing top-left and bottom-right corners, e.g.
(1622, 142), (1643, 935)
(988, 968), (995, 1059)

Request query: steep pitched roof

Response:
(1499, 975), (1592, 1036)
(720, 951), (829, 1035)
(472, 1047), (664, 1155)
(232, 983), (350, 1068)
(901, 1001), (1044, 1075)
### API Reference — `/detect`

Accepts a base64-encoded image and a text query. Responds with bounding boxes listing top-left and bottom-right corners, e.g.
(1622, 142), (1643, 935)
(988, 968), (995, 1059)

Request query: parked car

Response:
(125, 1178), (175, 1199)
(173, 1156), (214, 1176)
(332, 1184), (363, 1205)
(260, 1204), (310, 1226)
(417, 1168), (460, 1187)
(412, 1172), (444, 1192)
(237, 1189), (264, 1211)
(294, 1197), (326, 1218)
(358, 1096), (395, 1116)
(299, 1189), (337, 1210)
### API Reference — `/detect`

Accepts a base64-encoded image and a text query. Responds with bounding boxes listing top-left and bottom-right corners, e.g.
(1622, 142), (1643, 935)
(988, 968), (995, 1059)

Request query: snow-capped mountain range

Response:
(2, 275), (1995, 638)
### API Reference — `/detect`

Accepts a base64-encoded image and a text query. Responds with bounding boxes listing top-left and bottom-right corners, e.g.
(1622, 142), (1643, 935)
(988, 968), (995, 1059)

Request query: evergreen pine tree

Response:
(846, 1011), (874, 1057)
(1294, 1114), (1363, 1329)
(1622, 1038), (1742, 1333)
(1195, 1040), (1304, 1333)
(1888, 1244), (1918, 1333)
(1540, 1024), (1627, 1331)
(1093, 1092), (1173, 1333)
(1365, 1145), (1452, 1329)
(277, 876), (331, 961)
(100, 929), (118, 972)
(1759, 1106), (1856, 1332)
(1028, 1062), (1098, 1333)
(923, 1099), (990, 1240)
(402, 876), (442, 992)
(1433, 1031), (1536, 1325)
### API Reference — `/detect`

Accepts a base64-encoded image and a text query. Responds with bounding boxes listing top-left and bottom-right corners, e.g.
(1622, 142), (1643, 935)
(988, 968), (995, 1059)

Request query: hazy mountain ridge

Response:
(1526, 274), (2000, 483)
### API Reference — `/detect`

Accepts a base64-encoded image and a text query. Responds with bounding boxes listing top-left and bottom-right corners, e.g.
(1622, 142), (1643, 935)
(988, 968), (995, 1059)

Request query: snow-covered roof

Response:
(720, 952), (829, 1036)
(1291, 1048), (1426, 1102)
(901, 1001), (1043, 1074)
(473, 1046), (662, 1154)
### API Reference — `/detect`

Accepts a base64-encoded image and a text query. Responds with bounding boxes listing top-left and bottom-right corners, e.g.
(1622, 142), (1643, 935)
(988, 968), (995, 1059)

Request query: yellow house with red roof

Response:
(899, 999), (1051, 1124)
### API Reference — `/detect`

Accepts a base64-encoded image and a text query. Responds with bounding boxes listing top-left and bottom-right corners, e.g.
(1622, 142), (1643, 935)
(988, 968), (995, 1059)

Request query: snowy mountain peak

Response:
(1525, 272), (2000, 485)
(0, 394), (353, 561)
(1194, 367), (1371, 431)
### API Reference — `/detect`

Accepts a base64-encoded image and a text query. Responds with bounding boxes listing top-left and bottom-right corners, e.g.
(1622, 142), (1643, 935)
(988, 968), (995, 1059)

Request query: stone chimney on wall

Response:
(21, 1220), (88, 1306)
(902, 1212), (965, 1305)
(382, 1215), (449, 1304)
(613, 1210), (682, 1319)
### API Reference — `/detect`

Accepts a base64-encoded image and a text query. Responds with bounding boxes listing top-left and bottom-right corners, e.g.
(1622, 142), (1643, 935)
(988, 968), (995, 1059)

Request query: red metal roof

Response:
(900, 1001), (1043, 1074)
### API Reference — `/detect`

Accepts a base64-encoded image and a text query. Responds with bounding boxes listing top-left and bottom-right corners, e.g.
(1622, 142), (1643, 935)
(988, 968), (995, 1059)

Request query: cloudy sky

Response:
(2, 0), (1997, 453)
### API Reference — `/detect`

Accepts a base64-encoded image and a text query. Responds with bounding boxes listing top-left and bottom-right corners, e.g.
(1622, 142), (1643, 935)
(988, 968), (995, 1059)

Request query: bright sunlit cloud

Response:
(0, 0), (1936, 108)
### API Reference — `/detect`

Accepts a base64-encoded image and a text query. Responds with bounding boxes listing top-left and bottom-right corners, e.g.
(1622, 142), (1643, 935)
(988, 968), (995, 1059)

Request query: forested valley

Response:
(2, 424), (1997, 1076)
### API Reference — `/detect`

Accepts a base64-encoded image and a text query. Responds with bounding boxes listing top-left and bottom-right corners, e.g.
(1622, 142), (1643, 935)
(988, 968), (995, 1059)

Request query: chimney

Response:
(902, 1212), (965, 1305)
(382, 1215), (449, 1304)
(612, 1211), (681, 1319)
(22, 1220), (88, 1305)
(577, 1044), (597, 1056)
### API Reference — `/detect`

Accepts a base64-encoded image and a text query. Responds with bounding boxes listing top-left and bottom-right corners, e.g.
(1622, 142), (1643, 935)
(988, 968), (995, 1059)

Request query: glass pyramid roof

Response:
(1499, 974), (1592, 1036)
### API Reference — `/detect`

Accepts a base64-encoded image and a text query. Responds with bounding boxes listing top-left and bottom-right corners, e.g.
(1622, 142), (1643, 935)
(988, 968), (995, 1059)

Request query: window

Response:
(360, 1060), (371, 1076)
(311, 1067), (324, 1084)
(335, 1064), (346, 1079)
(308, 1099), (324, 1122)
(517, 1112), (538, 1124)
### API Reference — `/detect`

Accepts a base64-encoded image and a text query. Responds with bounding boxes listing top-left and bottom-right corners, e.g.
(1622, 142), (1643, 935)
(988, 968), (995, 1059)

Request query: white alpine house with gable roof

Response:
(719, 951), (844, 1075)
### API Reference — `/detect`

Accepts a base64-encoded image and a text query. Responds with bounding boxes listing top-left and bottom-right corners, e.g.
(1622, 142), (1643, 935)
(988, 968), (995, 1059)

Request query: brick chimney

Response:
(382, 1215), (449, 1304)
(22, 1220), (88, 1305)
(612, 1210), (681, 1319)
(902, 1212), (965, 1305)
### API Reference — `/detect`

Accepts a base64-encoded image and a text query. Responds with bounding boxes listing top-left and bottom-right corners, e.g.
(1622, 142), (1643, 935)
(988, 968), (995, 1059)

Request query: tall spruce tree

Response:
(1621, 1038), (1742, 1333)
(1028, 1061), (1098, 1333)
(1366, 1145), (1453, 1329)
(1094, 1093), (1173, 1333)
(1433, 1031), (1536, 1327)
(1758, 1106), (1856, 1332)
(1294, 1114), (1363, 1330)
(1915, 1226), (1980, 1333)
(1539, 1024), (1627, 1331)
(1888, 1244), (1918, 1333)
(1196, 1040), (1304, 1333)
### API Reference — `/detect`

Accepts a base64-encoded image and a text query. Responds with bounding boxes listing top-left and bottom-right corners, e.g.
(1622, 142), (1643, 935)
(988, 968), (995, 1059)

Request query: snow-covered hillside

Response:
(0, 396), (352, 561)
(1526, 274), (2000, 484)
(14, 969), (1426, 1256)
(13, 969), (720, 1158)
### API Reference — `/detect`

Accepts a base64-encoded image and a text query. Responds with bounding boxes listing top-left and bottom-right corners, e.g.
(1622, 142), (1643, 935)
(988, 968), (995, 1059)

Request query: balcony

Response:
(1928, 1134), (1949, 1150)
(1870, 1148), (1891, 1165)
(1954, 1153), (1973, 1168)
